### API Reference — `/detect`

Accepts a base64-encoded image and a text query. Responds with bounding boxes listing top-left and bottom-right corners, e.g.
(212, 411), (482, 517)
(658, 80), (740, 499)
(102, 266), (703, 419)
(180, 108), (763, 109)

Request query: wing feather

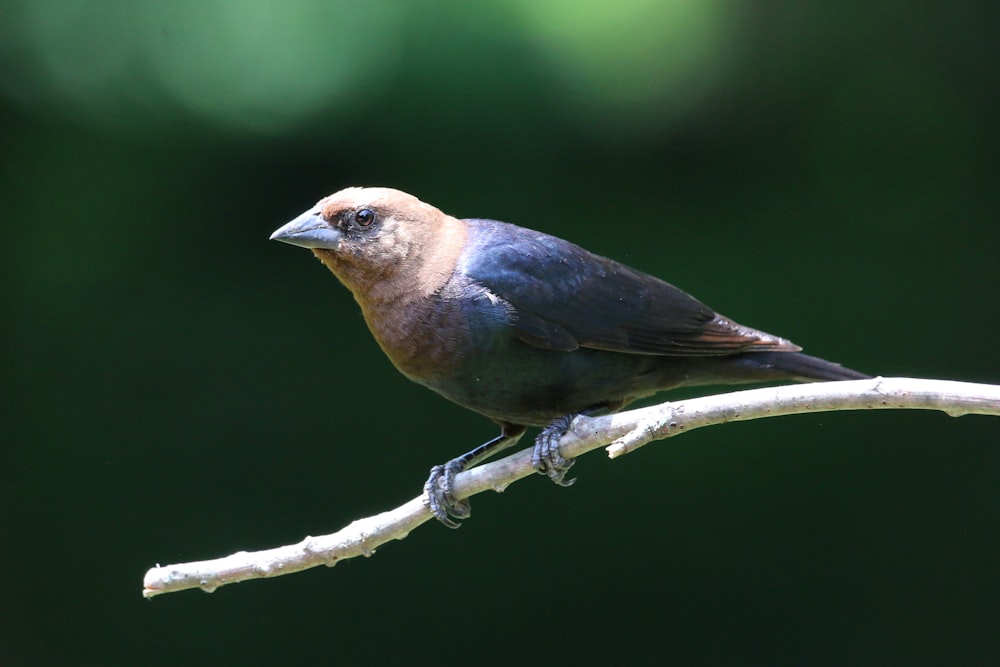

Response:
(462, 220), (800, 357)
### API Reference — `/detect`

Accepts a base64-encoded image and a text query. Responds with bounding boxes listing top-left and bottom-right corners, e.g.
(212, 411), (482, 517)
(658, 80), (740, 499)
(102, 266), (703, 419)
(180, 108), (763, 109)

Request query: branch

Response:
(142, 377), (1000, 598)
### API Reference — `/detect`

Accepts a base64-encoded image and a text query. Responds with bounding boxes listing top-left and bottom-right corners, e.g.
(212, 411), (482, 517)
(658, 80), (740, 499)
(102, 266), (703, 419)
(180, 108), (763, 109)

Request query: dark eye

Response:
(354, 208), (375, 227)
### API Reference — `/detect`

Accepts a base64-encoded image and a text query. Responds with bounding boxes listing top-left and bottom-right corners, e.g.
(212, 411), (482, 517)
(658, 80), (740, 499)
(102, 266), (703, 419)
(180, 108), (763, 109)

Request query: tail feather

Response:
(741, 351), (870, 382)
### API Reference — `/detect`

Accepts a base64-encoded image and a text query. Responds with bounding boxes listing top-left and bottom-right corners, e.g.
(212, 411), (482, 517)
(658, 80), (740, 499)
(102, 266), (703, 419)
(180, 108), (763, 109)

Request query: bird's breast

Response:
(358, 277), (515, 384)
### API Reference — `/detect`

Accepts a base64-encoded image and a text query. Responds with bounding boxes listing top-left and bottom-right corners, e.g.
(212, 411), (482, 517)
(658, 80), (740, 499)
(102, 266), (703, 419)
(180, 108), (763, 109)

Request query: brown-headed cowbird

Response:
(271, 187), (867, 527)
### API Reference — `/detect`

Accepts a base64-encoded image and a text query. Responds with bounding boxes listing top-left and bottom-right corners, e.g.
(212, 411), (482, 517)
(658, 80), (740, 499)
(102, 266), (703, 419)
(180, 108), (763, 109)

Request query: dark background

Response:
(3, 2), (998, 665)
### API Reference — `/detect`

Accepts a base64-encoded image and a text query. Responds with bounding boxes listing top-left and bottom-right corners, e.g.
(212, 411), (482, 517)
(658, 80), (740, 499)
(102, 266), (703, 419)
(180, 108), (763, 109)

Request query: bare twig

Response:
(142, 377), (1000, 598)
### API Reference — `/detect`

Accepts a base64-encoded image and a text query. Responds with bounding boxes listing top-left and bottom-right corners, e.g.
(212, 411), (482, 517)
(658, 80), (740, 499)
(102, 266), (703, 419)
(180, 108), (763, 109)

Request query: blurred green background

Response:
(3, 1), (998, 664)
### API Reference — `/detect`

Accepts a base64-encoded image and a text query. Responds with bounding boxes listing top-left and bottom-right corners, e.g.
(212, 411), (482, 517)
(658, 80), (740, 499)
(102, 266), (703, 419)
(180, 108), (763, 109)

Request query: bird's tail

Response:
(734, 351), (870, 382)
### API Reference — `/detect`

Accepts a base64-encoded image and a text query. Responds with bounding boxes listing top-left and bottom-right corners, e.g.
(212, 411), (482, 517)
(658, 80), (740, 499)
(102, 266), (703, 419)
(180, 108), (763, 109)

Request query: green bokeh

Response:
(3, 2), (998, 665)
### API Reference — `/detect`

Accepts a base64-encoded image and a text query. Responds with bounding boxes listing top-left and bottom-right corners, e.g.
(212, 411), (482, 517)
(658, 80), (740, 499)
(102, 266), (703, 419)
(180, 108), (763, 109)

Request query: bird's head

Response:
(271, 187), (466, 301)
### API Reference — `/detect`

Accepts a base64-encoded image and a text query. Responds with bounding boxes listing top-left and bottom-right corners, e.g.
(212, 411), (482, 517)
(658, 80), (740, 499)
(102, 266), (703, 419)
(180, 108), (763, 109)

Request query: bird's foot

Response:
(422, 428), (525, 528)
(532, 414), (577, 487)
(423, 460), (471, 529)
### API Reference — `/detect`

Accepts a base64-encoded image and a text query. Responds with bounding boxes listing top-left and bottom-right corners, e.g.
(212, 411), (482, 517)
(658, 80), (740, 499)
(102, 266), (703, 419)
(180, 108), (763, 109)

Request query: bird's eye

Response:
(354, 209), (376, 227)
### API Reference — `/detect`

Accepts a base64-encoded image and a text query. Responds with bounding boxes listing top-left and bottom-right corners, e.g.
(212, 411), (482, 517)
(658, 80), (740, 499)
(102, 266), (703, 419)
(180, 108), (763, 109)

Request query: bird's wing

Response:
(463, 220), (800, 357)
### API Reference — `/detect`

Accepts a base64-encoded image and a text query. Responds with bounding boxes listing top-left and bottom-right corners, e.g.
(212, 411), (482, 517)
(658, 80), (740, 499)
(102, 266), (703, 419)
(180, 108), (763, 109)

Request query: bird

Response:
(270, 187), (867, 527)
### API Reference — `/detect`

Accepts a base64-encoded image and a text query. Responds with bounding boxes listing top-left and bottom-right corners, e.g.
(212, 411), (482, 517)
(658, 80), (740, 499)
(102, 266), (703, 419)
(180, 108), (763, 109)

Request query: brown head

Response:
(270, 187), (467, 304)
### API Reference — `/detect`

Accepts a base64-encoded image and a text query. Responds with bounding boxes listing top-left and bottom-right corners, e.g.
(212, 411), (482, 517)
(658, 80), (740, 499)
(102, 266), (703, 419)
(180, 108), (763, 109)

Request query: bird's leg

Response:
(533, 404), (617, 486)
(532, 414), (579, 487)
(424, 423), (526, 528)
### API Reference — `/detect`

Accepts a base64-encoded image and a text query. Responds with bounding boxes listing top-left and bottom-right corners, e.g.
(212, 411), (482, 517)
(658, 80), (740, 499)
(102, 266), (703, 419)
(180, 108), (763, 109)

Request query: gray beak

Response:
(270, 209), (342, 250)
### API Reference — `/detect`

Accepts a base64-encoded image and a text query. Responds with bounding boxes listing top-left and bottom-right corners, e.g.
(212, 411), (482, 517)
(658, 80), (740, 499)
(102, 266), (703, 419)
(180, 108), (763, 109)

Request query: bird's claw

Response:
(532, 414), (577, 487)
(424, 461), (471, 529)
